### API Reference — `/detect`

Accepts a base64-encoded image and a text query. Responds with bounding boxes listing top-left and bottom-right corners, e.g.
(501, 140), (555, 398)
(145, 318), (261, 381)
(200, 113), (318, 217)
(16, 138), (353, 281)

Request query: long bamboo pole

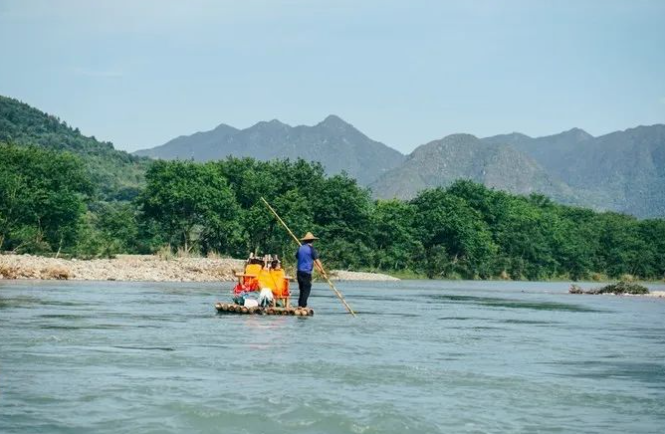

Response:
(260, 197), (356, 317)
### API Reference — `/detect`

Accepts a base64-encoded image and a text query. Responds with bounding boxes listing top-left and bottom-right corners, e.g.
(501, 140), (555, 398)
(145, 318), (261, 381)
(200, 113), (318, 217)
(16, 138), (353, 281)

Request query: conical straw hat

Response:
(300, 232), (319, 241)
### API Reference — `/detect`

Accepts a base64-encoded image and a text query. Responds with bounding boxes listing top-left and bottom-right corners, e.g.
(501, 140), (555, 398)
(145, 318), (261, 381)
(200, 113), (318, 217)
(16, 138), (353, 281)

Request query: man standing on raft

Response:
(296, 232), (323, 308)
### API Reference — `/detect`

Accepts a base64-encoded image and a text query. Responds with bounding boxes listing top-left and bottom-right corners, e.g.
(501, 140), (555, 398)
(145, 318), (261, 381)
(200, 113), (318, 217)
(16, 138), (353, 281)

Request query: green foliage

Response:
(74, 201), (161, 257)
(139, 160), (242, 254)
(596, 281), (649, 295)
(370, 200), (423, 271)
(0, 95), (148, 199)
(411, 187), (496, 278)
(206, 158), (377, 268)
(310, 174), (373, 267)
(212, 158), (324, 258)
(0, 144), (91, 253)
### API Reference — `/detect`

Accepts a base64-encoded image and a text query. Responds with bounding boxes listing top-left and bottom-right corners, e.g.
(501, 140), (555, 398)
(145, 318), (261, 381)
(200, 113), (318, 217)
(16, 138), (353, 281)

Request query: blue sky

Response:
(1, 0), (664, 153)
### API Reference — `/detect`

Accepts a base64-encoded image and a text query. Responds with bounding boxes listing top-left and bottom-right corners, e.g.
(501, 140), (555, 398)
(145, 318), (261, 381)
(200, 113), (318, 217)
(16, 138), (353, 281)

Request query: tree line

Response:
(2, 143), (665, 280)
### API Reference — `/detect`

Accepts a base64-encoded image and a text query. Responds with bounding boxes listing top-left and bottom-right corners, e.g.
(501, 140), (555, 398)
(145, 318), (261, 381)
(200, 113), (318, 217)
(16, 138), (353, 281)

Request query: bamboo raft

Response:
(215, 302), (314, 317)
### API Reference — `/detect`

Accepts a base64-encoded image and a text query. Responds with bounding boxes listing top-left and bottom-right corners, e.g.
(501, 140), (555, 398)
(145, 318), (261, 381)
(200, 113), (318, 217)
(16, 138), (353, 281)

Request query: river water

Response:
(1, 280), (664, 433)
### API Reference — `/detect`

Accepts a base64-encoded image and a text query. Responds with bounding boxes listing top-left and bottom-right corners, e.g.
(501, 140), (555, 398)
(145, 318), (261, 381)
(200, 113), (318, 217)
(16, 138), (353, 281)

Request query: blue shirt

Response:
(296, 244), (319, 273)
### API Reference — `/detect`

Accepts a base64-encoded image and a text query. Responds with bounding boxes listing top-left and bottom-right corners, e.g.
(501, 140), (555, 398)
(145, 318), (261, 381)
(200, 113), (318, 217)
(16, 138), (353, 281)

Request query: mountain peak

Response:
(431, 133), (479, 147)
(249, 119), (290, 131)
(442, 133), (479, 142)
(499, 132), (532, 141)
(318, 114), (353, 130)
(213, 123), (238, 133)
(481, 132), (533, 146)
(563, 127), (593, 140)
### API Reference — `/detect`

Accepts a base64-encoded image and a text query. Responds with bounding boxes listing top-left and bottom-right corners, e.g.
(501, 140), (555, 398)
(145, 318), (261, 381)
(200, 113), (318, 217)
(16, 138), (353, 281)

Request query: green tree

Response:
(595, 212), (647, 278)
(0, 144), (91, 254)
(637, 219), (665, 279)
(411, 188), (496, 278)
(309, 174), (373, 267)
(75, 201), (144, 257)
(370, 199), (423, 270)
(139, 160), (241, 253)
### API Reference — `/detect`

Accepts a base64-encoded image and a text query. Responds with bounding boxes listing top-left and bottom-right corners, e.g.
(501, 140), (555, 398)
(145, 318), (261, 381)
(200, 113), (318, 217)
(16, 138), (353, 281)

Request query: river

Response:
(1, 280), (664, 433)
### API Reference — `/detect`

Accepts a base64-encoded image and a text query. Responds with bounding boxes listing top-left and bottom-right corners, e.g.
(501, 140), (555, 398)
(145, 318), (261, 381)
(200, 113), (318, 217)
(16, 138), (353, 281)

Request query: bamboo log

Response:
(215, 302), (314, 316)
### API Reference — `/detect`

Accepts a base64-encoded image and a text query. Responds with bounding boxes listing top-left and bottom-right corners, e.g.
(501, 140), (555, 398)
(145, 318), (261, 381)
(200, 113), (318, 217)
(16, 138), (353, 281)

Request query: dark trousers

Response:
(297, 271), (312, 307)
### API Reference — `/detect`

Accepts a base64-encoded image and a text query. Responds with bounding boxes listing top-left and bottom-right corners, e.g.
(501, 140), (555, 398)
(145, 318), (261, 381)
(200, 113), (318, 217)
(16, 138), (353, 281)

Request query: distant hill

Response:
(136, 123), (240, 160)
(371, 134), (578, 204)
(4, 94), (663, 217)
(135, 115), (405, 186)
(0, 95), (148, 199)
(482, 128), (595, 183)
(483, 125), (665, 217)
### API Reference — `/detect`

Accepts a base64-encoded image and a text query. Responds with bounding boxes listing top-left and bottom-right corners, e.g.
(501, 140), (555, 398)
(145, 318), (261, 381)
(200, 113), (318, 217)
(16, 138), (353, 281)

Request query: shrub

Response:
(619, 273), (635, 282)
(597, 281), (649, 295)
(590, 272), (606, 282)
(42, 266), (70, 280)
(156, 245), (174, 260)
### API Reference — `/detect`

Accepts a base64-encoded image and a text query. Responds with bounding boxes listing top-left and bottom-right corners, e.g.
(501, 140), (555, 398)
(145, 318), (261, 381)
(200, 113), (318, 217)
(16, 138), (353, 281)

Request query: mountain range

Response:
(138, 114), (665, 217)
(480, 126), (665, 217)
(135, 115), (405, 186)
(1, 94), (663, 218)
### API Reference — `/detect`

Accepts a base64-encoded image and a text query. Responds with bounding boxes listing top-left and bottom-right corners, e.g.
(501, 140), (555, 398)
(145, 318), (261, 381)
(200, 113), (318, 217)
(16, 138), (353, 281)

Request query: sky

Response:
(1, 0), (664, 154)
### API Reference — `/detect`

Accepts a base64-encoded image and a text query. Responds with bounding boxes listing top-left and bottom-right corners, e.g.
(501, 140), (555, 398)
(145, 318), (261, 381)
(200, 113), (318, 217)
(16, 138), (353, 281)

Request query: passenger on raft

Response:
(295, 232), (324, 309)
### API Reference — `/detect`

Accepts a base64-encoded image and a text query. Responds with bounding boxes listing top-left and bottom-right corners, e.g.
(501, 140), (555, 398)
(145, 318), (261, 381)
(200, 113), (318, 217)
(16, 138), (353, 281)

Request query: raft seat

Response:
(269, 269), (291, 307)
(233, 263), (291, 307)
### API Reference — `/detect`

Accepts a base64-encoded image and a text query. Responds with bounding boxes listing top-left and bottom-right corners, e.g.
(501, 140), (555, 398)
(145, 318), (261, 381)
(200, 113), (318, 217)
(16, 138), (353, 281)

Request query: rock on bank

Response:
(0, 254), (400, 283)
(0, 254), (245, 282)
(328, 270), (400, 282)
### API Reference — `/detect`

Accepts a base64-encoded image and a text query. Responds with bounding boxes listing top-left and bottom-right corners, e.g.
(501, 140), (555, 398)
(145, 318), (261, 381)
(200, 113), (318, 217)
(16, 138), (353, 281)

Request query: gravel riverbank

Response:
(0, 254), (399, 283)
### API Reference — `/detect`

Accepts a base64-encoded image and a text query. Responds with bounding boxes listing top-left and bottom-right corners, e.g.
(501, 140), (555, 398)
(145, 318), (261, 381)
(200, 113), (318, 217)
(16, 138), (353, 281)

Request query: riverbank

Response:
(0, 254), (399, 283)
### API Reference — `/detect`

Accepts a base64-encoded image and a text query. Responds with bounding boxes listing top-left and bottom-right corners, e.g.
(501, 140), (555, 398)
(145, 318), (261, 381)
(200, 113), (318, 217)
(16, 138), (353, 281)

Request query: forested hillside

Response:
(371, 134), (579, 205)
(482, 125), (665, 217)
(0, 95), (149, 200)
